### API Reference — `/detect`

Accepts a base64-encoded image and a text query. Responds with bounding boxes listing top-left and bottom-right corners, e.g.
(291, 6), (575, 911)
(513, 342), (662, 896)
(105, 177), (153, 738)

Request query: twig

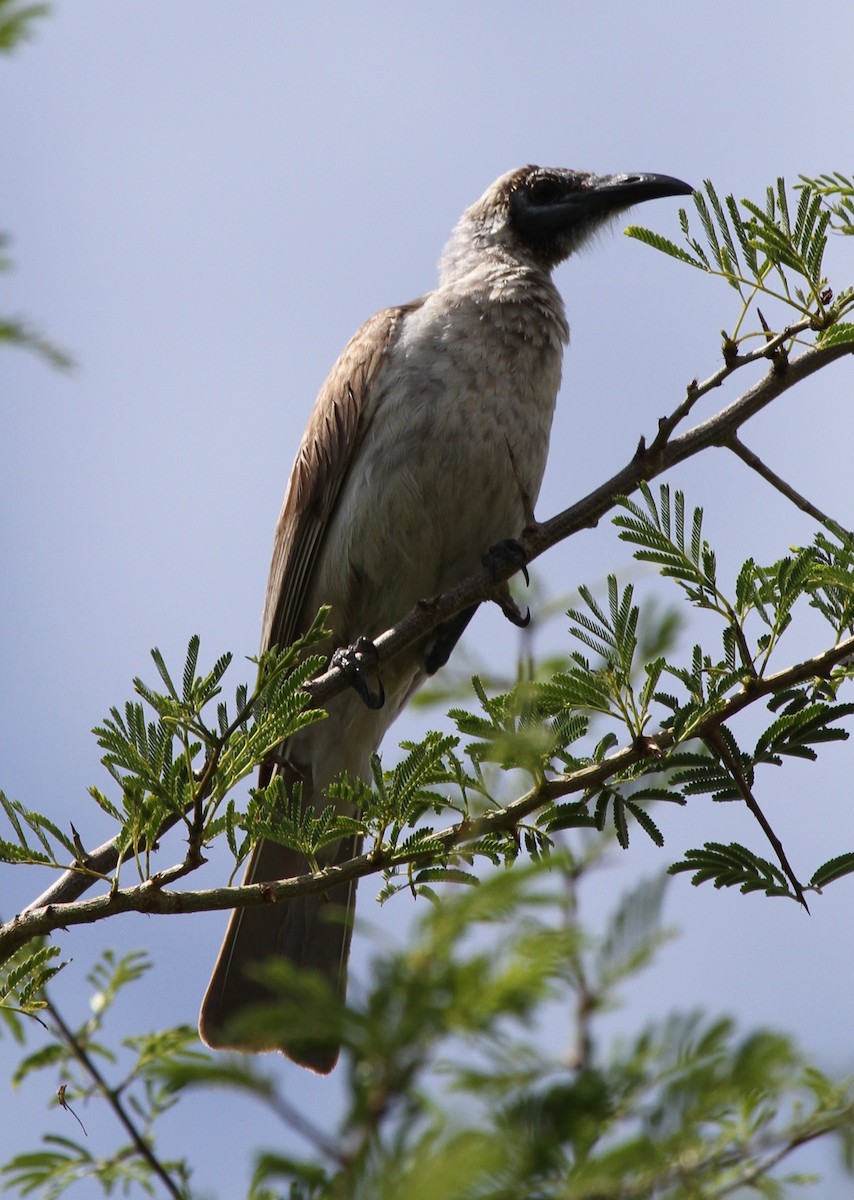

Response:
(649, 318), (814, 450)
(712, 1116), (854, 1199)
(264, 1088), (347, 1167)
(43, 994), (187, 1199)
(317, 337), (854, 699)
(703, 728), (807, 908)
(559, 864), (594, 1072)
(728, 435), (854, 538)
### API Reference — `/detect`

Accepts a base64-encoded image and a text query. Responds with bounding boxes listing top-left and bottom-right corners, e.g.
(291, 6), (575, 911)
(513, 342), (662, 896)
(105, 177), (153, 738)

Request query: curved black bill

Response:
(585, 172), (695, 209)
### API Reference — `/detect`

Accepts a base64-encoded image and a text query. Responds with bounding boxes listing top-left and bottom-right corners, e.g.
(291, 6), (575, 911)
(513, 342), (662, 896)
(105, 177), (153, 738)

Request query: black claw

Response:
(357, 675), (385, 710)
(331, 639), (385, 709)
(495, 593), (531, 628)
(482, 538), (530, 586)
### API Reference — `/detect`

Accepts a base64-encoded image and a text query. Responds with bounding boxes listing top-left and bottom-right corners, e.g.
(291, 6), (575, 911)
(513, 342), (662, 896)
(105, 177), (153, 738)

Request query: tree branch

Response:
(728, 434), (853, 537)
(649, 317), (814, 449)
(12, 337), (854, 931)
(4, 632), (853, 962)
(355, 337), (854, 693)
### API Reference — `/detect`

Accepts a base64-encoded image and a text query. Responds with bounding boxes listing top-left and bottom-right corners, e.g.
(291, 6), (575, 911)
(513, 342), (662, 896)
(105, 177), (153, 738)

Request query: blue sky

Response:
(3, 2), (854, 1194)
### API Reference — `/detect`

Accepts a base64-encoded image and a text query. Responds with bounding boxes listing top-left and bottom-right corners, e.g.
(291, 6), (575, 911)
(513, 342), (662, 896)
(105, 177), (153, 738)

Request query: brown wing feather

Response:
(261, 302), (421, 654)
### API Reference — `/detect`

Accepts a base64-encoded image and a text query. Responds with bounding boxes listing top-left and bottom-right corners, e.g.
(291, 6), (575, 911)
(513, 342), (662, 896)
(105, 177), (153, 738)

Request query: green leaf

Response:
(817, 321), (854, 348)
(810, 853), (854, 889)
(726, 192), (759, 275)
(543, 801), (599, 833)
(669, 841), (794, 898)
(1, 944), (65, 1014)
(695, 188), (724, 270)
(624, 224), (707, 268)
(755, 701), (853, 765)
(615, 485), (720, 608)
(0, 1), (50, 54)
(150, 644), (180, 700)
(596, 875), (671, 988)
(625, 800), (664, 847)
(413, 866), (479, 888)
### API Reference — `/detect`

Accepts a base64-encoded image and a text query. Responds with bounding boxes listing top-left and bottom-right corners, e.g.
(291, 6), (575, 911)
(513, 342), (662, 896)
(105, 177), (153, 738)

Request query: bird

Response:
(199, 165), (693, 1071)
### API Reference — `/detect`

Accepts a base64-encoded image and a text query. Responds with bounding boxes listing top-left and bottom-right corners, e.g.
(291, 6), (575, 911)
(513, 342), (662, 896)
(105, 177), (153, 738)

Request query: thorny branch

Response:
(5, 334), (854, 956)
(648, 317), (814, 450)
(703, 728), (808, 909)
(4, 632), (854, 962)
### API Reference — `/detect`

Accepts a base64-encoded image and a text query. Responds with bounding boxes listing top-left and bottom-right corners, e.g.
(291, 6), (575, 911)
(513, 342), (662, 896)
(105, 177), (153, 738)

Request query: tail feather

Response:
(199, 836), (357, 1073)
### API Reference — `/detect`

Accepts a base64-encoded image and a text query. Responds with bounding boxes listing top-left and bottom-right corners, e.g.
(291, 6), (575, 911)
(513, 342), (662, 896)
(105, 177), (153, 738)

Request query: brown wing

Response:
(261, 301), (421, 654)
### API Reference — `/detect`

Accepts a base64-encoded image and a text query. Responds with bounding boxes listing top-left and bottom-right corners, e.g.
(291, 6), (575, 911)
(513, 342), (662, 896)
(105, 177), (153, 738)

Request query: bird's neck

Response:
(438, 221), (568, 348)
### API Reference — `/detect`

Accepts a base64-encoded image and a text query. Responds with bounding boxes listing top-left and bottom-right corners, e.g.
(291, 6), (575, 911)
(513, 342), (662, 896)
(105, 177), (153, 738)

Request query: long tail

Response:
(199, 835), (357, 1073)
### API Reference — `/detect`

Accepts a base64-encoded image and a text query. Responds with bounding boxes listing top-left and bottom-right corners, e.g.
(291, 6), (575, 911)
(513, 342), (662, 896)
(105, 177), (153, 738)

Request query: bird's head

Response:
(442, 165), (694, 278)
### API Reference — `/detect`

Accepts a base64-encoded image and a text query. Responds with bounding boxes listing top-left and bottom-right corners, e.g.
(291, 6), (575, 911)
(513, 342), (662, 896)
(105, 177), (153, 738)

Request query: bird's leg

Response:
(423, 603), (480, 674)
(331, 636), (385, 709)
(268, 745), (305, 783)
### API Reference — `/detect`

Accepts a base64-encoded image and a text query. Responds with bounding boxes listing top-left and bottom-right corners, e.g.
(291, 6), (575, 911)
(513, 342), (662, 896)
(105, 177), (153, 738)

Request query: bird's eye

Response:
(527, 177), (565, 205)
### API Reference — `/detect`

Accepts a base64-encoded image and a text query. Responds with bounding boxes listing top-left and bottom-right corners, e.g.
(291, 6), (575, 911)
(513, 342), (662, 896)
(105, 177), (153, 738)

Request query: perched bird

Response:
(199, 165), (693, 1070)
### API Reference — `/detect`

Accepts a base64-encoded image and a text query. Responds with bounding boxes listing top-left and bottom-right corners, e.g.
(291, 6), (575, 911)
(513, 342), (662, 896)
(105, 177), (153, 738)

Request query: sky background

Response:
(2, 2), (854, 1195)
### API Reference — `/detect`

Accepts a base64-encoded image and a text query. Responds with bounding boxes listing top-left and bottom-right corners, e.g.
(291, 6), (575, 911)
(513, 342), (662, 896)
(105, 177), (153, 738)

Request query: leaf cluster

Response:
(0, 622), (330, 887)
(799, 172), (854, 236)
(0, 0), (49, 56)
(3, 948), (200, 1198)
(0, 791), (84, 872)
(390, 481), (854, 900)
(4, 463), (854, 976)
(40, 857), (849, 1200)
(627, 175), (854, 348)
(0, 941), (65, 1035)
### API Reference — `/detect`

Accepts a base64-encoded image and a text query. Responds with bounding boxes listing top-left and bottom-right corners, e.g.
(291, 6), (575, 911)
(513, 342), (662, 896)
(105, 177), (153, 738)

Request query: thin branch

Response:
(703, 728), (807, 908)
(558, 864), (595, 1072)
(262, 1087), (347, 1167)
(649, 317), (814, 449)
(4, 632), (853, 962)
(728, 434), (854, 538)
(43, 994), (187, 1199)
(25, 815), (185, 910)
(712, 1115), (854, 1199)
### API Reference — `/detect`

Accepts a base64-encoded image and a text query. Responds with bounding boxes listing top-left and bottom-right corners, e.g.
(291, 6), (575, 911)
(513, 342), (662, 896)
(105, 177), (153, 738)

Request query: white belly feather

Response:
(315, 289), (564, 637)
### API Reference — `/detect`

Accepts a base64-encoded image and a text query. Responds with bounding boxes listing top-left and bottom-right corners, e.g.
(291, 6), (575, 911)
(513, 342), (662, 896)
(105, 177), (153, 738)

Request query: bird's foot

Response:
(481, 538), (530, 587)
(482, 540), (531, 628)
(490, 583), (530, 628)
(331, 637), (385, 709)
